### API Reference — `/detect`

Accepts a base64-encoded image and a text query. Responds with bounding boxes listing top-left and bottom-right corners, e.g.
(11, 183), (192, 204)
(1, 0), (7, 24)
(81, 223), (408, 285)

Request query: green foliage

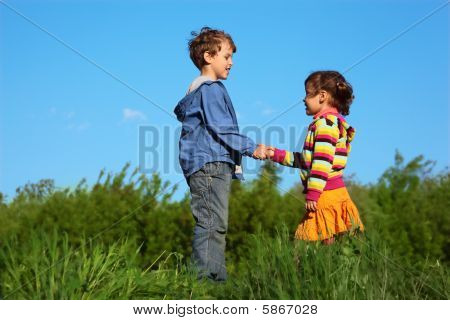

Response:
(227, 162), (298, 262)
(366, 151), (450, 262)
(1, 228), (447, 299)
(0, 152), (448, 299)
(0, 164), (193, 268)
(224, 229), (448, 299)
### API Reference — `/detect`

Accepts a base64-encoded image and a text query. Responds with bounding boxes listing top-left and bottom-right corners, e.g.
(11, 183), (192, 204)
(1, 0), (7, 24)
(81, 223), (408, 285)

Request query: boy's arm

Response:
(305, 120), (339, 202)
(201, 83), (257, 157)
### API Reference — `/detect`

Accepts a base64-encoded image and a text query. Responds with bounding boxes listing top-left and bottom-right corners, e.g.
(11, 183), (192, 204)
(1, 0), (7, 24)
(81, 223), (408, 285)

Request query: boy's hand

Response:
(253, 144), (268, 160)
(305, 200), (317, 212)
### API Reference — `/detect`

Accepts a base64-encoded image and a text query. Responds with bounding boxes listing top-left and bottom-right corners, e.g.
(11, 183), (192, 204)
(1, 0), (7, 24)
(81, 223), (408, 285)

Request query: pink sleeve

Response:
(272, 148), (286, 163)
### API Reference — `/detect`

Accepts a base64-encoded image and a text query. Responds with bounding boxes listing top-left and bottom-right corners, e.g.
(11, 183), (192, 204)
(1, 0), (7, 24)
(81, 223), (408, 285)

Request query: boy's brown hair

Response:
(188, 27), (236, 70)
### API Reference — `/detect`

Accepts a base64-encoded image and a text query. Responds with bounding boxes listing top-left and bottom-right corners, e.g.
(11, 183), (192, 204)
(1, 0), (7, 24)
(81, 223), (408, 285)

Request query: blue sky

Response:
(1, 0), (449, 201)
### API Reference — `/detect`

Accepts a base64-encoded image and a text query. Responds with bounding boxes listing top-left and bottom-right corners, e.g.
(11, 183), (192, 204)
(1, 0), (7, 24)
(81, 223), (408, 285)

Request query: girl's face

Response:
(303, 83), (324, 116)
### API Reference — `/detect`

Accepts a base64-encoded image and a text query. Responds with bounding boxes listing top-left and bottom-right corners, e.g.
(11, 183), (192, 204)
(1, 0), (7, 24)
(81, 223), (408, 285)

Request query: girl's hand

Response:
(266, 146), (275, 159)
(305, 200), (317, 212)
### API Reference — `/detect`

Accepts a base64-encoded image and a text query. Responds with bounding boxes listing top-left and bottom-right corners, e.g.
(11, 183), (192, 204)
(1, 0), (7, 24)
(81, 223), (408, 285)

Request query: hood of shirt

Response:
(317, 112), (356, 143)
(174, 92), (195, 123)
(336, 114), (355, 143)
(174, 79), (215, 122)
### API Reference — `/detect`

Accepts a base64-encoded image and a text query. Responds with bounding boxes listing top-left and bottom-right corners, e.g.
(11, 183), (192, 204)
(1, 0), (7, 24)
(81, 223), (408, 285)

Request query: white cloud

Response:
(66, 111), (75, 119)
(123, 108), (147, 122)
(253, 101), (277, 117)
(262, 107), (276, 116)
(49, 108), (89, 132)
(77, 122), (90, 131)
(67, 121), (90, 132)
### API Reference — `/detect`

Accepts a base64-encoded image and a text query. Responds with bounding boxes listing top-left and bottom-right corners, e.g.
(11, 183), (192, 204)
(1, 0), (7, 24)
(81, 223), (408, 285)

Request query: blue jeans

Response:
(187, 161), (233, 281)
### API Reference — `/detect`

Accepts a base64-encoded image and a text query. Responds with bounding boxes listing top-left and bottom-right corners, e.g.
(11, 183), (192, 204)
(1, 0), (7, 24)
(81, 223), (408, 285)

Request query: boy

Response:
(174, 27), (267, 281)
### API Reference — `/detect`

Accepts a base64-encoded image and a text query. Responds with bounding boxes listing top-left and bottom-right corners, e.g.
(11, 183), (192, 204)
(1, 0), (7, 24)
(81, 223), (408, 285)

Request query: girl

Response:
(268, 71), (364, 244)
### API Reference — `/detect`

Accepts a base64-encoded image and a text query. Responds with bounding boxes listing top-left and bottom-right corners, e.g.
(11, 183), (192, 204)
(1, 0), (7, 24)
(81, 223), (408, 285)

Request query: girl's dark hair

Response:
(188, 27), (236, 70)
(305, 71), (354, 116)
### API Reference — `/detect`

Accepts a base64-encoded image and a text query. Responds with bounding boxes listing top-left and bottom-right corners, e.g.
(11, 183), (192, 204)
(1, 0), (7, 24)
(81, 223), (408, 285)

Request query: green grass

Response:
(0, 228), (448, 299)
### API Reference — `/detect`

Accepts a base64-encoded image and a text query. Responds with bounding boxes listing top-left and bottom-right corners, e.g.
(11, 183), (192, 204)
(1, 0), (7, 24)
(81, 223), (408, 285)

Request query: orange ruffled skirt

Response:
(295, 187), (364, 241)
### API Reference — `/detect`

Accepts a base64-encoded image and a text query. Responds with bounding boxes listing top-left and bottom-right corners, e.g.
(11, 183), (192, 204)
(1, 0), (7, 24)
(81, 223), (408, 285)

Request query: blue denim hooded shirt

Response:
(174, 81), (256, 179)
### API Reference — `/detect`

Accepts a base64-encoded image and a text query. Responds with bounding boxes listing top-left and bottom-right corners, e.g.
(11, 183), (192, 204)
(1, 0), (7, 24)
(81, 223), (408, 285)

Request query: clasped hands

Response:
(252, 144), (275, 160)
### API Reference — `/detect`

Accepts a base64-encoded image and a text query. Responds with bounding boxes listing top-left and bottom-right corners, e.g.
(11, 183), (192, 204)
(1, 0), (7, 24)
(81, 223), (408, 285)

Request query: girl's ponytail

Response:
(335, 80), (354, 116)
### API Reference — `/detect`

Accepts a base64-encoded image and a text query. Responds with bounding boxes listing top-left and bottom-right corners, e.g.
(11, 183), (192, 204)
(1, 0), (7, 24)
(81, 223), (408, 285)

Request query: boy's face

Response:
(204, 41), (233, 80)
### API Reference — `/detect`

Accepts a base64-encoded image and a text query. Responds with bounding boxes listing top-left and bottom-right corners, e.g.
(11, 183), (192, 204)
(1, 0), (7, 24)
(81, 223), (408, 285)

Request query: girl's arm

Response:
(269, 148), (302, 168)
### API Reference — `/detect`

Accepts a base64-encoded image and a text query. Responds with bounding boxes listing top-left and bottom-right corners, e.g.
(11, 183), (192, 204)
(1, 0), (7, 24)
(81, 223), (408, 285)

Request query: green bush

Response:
(0, 152), (448, 299)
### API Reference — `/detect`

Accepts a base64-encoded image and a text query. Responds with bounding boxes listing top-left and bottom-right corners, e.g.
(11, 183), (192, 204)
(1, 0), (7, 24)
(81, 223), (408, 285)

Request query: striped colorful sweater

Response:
(272, 112), (355, 202)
